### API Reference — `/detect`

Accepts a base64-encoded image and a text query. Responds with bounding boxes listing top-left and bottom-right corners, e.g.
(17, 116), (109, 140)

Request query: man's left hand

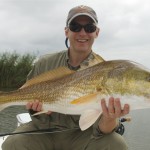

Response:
(98, 97), (130, 134)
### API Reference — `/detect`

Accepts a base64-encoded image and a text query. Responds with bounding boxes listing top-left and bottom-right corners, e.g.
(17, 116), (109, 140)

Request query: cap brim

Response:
(67, 13), (97, 26)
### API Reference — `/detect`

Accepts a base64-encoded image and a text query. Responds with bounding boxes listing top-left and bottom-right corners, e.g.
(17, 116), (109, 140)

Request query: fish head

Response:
(104, 60), (150, 100)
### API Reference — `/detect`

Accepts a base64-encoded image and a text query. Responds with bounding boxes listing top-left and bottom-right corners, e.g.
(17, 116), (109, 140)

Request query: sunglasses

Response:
(69, 22), (97, 33)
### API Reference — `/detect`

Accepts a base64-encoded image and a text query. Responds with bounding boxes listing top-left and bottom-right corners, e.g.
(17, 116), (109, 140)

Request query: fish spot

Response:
(96, 87), (102, 92)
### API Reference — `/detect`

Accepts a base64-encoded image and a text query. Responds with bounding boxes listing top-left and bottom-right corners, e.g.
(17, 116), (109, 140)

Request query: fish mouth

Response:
(144, 94), (150, 100)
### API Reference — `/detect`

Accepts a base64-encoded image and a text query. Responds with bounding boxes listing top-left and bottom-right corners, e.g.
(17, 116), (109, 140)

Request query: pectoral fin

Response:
(79, 109), (101, 131)
(71, 92), (100, 104)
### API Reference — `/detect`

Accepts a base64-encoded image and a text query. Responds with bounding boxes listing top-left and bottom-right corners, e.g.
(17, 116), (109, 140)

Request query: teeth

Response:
(78, 39), (87, 42)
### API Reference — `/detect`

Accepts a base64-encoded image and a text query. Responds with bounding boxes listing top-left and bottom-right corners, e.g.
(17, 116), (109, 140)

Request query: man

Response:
(2, 5), (129, 150)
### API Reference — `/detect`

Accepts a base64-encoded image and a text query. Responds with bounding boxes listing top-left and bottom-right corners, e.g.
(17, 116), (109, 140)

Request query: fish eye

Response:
(146, 77), (150, 82)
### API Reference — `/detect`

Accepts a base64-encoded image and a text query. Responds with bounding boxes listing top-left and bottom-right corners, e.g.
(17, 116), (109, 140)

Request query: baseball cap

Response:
(66, 5), (98, 26)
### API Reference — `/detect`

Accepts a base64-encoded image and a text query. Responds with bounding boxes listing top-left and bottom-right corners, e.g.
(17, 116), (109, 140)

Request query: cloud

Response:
(0, 0), (149, 68)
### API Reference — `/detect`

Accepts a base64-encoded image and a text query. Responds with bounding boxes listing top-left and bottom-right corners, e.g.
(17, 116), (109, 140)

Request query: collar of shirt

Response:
(65, 50), (95, 71)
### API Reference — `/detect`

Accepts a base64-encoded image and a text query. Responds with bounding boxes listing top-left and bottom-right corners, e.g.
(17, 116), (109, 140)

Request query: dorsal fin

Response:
(20, 67), (75, 89)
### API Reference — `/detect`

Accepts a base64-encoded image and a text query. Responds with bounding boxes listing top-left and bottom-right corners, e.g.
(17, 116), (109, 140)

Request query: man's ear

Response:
(95, 27), (100, 38)
(65, 27), (69, 37)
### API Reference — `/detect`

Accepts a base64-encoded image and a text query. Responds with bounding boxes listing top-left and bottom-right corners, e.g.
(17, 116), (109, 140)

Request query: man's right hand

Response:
(26, 100), (52, 115)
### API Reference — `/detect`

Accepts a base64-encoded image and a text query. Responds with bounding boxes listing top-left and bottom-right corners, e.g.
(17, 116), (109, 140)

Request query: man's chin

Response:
(76, 47), (91, 52)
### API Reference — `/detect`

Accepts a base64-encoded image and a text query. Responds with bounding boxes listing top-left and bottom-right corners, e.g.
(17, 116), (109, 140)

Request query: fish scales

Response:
(0, 60), (149, 105)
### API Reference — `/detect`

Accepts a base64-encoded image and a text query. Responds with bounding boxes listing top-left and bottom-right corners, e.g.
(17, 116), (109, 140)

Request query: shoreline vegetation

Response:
(0, 52), (36, 91)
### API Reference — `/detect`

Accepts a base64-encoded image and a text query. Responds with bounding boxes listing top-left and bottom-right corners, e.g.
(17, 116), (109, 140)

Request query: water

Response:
(123, 109), (150, 150)
(0, 106), (150, 150)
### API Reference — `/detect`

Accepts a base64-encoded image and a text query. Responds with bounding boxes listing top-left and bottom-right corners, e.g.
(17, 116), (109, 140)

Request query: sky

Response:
(0, 0), (150, 68)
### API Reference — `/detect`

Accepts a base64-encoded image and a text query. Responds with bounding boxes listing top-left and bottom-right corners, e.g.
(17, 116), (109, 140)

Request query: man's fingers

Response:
(101, 97), (130, 119)
(36, 102), (43, 111)
(101, 99), (108, 114)
(26, 100), (43, 112)
(26, 102), (33, 110)
(32, 100), (40, 111)
(108, 97), (115, 113)
(114, 98), (122, 117)
(122, 104), (130, 115)
(26, 100), (52, 115)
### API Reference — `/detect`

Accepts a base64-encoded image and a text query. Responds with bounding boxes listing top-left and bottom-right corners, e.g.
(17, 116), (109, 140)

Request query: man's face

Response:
(65, 16), (99, 54)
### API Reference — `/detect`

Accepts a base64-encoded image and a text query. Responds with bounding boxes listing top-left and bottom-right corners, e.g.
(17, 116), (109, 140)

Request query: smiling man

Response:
(2, 5), (129, 150)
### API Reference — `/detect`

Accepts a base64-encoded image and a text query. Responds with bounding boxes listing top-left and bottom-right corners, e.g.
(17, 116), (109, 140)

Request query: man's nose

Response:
(79, 28), (87, 35)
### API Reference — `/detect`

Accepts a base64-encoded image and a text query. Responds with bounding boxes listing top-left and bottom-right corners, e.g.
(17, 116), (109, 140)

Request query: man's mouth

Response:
(77, 39), (88, 43)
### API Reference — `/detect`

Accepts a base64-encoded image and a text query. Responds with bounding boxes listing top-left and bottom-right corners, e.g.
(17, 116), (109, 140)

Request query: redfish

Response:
(0, 60), (150, 130)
